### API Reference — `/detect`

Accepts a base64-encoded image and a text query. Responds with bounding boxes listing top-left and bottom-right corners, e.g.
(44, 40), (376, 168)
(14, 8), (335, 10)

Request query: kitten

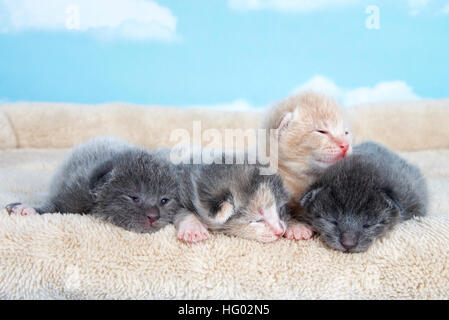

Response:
(300, 141), (428, 252)
(263, 91), (353, 240)
(5, 136), (181, 233)
(173, 152), (290, 243)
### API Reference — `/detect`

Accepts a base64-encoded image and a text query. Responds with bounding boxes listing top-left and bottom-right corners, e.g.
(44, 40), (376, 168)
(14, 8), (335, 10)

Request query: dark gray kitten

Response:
(5, 137), (180, 233)
(300, 141), (428, 253)
(171, 151), (290, 243)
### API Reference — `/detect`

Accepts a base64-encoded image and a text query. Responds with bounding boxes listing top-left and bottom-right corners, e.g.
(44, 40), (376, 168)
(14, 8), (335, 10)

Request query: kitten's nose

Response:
(341, 232), (357, 250)
(268, 220), (285, 237)
(271, 221), (286, 237)
(259, 207), (285, 237)
(146, 206), (160, 222)
(339, 141), (350, 156)
(274, 226), (284, 237)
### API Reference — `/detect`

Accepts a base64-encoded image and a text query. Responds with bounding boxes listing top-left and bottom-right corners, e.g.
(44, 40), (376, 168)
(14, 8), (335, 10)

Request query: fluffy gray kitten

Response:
(172, 152), (290, 243)
(5, 136), (180, 233)
(300, 141), (428, 253)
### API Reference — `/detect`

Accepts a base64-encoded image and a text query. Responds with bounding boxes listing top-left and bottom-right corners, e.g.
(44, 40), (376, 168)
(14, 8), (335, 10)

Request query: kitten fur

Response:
(172, 152), (290, 243)
(300, 141), (428, 253)
(5, 136), (180, 233)
(262, 91), (352, 239)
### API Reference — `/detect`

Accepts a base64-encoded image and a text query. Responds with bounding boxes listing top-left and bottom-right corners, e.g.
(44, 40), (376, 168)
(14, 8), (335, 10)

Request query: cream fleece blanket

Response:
(0, 99), (448, 299)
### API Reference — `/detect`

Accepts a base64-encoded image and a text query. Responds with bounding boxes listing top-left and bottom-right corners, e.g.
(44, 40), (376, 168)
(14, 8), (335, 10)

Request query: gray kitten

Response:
(5, 136), (180, 233)
(300, 141), (428, 253)
(172, 152), (290, 243)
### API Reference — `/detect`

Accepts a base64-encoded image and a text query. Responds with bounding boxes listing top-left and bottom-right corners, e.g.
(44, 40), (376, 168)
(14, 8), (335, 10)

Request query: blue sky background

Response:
(0, 0), (448, 109)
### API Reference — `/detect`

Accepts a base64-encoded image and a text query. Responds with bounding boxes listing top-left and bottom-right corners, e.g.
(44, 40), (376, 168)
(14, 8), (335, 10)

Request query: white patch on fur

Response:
(262, 203), (285, 236)
(237, 222), (281, 243)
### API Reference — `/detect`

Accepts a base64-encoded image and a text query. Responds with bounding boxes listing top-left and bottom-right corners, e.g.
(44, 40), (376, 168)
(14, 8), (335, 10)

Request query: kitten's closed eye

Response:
(128, 195), (141, 204)
(363, 219), (387, 228)
(316, 130), (328, 134)
(316, 216), (335, 225)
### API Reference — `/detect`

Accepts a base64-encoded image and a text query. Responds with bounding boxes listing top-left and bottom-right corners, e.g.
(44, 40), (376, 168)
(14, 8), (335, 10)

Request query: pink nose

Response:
(274, 230), (283, 237)
(146, 206), (160, 222)
(339, 141), (349, 156)
(271, 223), (285, 237)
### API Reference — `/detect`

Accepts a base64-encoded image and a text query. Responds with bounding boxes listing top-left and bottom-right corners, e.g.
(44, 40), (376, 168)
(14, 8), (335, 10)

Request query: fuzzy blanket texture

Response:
(0, 99), (448, 299)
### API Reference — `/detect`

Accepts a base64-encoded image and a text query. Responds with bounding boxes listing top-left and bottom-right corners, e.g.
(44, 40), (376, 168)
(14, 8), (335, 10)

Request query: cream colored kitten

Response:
(263, 91), (353, 240)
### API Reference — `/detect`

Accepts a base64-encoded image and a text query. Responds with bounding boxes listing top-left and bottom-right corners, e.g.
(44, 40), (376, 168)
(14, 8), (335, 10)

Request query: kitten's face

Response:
(301, 186), (401, 253)
(215, 182), (289, 243)
(280, 107), (352, 169)
(92, 154), (180, 233)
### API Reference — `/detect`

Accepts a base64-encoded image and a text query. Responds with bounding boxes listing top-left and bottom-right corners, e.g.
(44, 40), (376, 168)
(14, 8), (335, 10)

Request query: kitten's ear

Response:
(300, 186), (324, 208)
(213, 200), (235, 224)
(208, 190), (234, 223)
(89, 160), (115, 199)
(273, 107), (300, 141)
(381, 187), (404, 214)
(279, 203), (290, 220)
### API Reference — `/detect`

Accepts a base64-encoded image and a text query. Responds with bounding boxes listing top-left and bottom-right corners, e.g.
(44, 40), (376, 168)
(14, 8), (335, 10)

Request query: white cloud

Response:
(228, 0), (439, 15)
(295, 76), (343, 99)
(295, 75), (421, 106)
(186, 99), (260, 112)
(443, 3), (449, 14)
(0, 0), (177, 41)
(228, 0), (357, 12)
(408, 0), (430, 16)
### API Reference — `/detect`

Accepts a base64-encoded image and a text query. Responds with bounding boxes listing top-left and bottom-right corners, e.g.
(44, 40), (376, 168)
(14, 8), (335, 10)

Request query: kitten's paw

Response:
(284, 221), (313, 240)
(5, 203), (37, 216)
(177, 215), (210, 243)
